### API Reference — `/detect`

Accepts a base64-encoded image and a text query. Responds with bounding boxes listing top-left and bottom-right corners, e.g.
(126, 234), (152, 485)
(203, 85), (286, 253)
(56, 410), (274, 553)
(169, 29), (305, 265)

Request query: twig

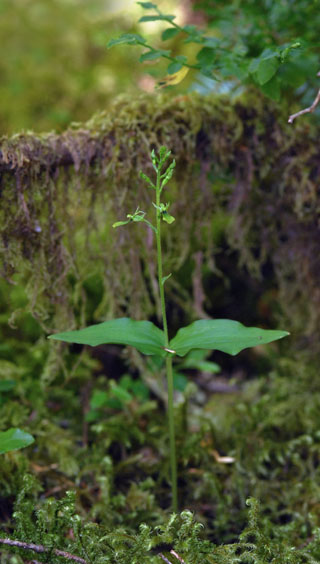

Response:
(158, 550), (186, 564)
(170, 549), (186, 563)
(0, 538), (88, 564)
(159, 553), (173, 564)
(288, 72), (320, 123)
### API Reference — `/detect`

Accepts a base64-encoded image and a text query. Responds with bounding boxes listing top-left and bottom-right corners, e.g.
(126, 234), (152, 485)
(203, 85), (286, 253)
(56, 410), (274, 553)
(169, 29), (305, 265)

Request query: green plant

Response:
(0, 378), (34, 453)
(0, 379), (34, 454)
(49, 147), (288, 512)
(0, 361), (35, 457)
(86, 374), (150, 422)
(107, 1), (317, 102)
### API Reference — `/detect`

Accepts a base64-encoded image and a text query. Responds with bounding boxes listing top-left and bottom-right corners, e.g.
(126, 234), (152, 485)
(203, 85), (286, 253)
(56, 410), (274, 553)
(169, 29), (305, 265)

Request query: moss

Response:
(0, 92), (319, 351)
(2, 485), (320, 563)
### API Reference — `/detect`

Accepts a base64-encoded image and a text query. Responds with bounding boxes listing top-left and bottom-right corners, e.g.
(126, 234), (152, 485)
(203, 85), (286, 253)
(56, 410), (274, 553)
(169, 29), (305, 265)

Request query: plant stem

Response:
(155, 165), (178, 513)
(166, 355), (178, 512)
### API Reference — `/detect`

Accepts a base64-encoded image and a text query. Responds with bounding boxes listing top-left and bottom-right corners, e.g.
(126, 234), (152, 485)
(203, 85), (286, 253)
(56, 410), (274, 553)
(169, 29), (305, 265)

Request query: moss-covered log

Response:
(0, 92), (319, 347)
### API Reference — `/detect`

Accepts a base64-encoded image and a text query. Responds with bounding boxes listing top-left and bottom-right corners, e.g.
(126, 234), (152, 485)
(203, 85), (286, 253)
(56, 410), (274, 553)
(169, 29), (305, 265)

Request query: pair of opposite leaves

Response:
(48, 317), (288, 358)
(1, 318), (288, 454)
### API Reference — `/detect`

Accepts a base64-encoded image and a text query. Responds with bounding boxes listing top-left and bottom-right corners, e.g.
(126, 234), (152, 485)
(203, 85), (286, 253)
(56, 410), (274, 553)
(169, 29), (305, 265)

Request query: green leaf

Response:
(196, 47), (216, 66)
(132, 214), (145, 222)
(139, 171), (155, 188)
(182, 25), (204, 43)
(130, 379), (149, 401)
(161, 160), (176, 187)
(170, 319), (289, 357)
(161, 273), (172, 285)
(278, 60), (307, 88)
(90, 390), (109, 409)
(248, 58), (260, 73)
(184, 359), (220, 373)
(219, 54), (249, 80)
(162, 28), (180, 41)
(167, 61), (183, 74)
(110, 384), (132, 403)
(199, 65), (216, 79)
(112, 220), (131, 228)
(172, 371), (188, 391)
(0, 380), (16, 392)
(85, 410), (100, 423)
(49, 318), (166, 357)
(202, 37), (220, 48)
(107, 34), (146, 49)
(249, 49), (280, 85)
(260, 75), (281, 101)
(140, 49), (170, 63)
(139, 14), (175, 22)
(137, 1), (157, 8)
(119, 374), (149, 401)
(256, 57), (280, 85)
(182, 24), (198, 34)
(180, 349), (221, 373)
(175, 55), (188, 63)
(0, 428), (35, 454)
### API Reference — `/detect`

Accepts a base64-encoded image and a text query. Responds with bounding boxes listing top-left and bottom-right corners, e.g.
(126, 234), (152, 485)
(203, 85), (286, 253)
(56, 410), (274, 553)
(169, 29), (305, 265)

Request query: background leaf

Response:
(256, 57), (280, 85)
(112, 220), (130, 228)
(49, 318), (166, 357)
(170, 319), (289, 357)
(196, 47), (216, 67)
(182, 349), (221, 373)
(162, 28), (180, 41)
(0, 428), (34, 454)
(167, 61), (183, 74)
(249, 49), (280, 85)
(107, 34), (146, 48)
(139, 14), (175, 23)
(0, 380), (16, 392)
(137, 2), (157, 9)
(140, 49), (170, 63)
(261, 75), (281, 101)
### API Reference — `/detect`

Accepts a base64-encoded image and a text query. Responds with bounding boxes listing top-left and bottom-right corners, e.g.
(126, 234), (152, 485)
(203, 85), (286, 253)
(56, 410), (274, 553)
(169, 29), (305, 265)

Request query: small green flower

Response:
(152, 202), (175, 223)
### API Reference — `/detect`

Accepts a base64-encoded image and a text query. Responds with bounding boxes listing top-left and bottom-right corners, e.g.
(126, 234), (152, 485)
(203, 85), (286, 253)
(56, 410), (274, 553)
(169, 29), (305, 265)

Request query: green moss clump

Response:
(2, 482), (320, 563)
(1, 92), (319, 349)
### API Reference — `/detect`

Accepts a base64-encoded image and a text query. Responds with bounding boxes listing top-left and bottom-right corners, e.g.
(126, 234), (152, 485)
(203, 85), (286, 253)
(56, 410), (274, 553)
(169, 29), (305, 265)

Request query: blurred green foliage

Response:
(194, 0), (319, 104)
(0, 0), (144, 134)
(109, 0), (319, 110)
(1, 0), (319, 136)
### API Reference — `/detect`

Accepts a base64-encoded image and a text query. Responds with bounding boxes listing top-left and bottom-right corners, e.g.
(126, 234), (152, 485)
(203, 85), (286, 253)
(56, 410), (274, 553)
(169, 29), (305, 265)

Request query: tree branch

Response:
(170, 549), (186, 563)
(288, 72), (320, 123)
(0, 538), (88, 564)
(158, 550), (186, 563)
(159, 554), (173, 564)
